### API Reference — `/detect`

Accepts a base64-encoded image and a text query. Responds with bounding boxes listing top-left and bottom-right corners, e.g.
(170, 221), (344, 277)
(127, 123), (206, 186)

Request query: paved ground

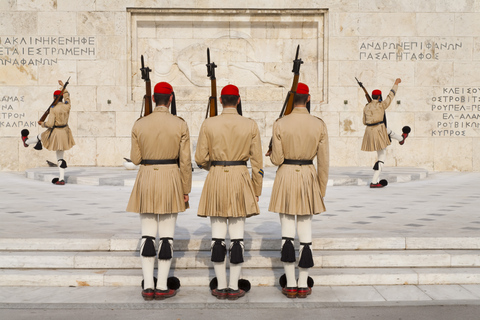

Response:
(1, 166), (480, 309)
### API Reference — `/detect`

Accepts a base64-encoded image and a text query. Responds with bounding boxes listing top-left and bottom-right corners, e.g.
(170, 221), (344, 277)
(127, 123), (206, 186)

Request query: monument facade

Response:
(1, 0), (479, 171)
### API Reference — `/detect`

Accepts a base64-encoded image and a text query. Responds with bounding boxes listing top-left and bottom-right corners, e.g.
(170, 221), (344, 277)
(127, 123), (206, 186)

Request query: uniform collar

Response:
(221, 108), (238, 115)
(292, 107), (309, 114)
(154, 106), (169, 113)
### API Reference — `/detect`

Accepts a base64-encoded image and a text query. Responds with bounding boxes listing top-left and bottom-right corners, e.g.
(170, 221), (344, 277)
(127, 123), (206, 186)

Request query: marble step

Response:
(2, 237), (480, 251)
(2, 250), (480, 269)
(2, 267), (480, 287)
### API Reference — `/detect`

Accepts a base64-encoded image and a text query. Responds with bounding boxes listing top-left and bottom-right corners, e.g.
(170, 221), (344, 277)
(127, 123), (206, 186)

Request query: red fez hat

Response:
(154, 82), (173, 95)
(221, 84), (239, 96)
(297, 83), (309, 94)
(372, 89), (382, 96)
(53, 90), (62, 96)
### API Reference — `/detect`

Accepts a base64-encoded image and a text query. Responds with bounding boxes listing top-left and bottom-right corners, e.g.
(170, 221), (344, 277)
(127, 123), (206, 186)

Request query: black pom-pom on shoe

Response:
(279, 274), (287, 288)
(167, 276), (181, 290)
(238, 279), (251, 292)
(209, 277), (218, 290)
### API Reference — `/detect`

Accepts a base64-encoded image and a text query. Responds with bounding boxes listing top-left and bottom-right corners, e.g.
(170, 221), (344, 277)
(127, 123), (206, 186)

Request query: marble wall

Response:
(1, 0), (480, 171)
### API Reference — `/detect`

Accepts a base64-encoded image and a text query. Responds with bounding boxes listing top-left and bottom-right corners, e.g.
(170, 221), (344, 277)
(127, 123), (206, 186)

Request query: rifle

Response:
(355, 77), (372, 103)
(140, 55), (153, 117)
(39, 77), (70, 123)
(266, 45), (303, 155)
(205, 48), (218, 118)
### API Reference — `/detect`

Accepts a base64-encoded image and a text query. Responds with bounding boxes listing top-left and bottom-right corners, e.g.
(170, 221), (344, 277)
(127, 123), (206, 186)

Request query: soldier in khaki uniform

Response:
(361, 78), (409, 188)
(21, 80), (75, 185)
(126, 82), (192, 301)
(195, 84), (263, 300)
(268, 83), (329, 299)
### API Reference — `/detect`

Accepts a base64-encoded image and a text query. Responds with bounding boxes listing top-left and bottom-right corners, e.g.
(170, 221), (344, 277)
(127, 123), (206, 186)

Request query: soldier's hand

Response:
(395, 78), (401, 85)
(38, 121), (44, 126)
(265, 150), (272, 157)
(58, 80), (64, 87)
(256, 196), (259, 202)
(184, 194), (189, 203)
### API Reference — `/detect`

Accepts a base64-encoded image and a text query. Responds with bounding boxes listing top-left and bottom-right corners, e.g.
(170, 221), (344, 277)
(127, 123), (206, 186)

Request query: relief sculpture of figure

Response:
(21, 79), (75, 185)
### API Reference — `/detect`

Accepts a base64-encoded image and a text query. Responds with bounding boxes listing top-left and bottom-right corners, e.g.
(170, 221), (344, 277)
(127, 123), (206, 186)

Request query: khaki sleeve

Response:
(316, 121), (329, 198)
(194, 121), (211, 170)
(362, 107), (367, 125)
(382, 84), (398, 110)
(130, 126), (142, 165)
(270, 120), (284, 166)
(43, 109), (56, 128)
(179, 121), (192, 195)
(249, 121), (263, 197)
(63, 90), (70, 105)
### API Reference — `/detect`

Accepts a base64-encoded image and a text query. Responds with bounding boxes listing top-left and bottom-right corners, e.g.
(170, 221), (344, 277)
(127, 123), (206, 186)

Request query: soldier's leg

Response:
(228, 217), (245, 293)
(56, 150), (66, 182)
(156, 213), (177, 290)
(21, 130), (43, 150)
(140, 213), (158, 300)
(297, 215), (313, 298)
(387, 128), (403, 142)
(371, 148), (387, 185)
(279, 213), (297, 297)
(210, 216), (228, 298)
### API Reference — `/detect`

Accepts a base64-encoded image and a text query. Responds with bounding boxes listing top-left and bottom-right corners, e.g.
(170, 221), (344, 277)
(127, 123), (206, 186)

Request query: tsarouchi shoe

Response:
(282, 287), (298, 299)
(228, 289), (246, 300)
(155, 288), (177, 300)
(297, 287), (312, 298)
(141, 288), (155, 301)
(211, 288), (229, 300)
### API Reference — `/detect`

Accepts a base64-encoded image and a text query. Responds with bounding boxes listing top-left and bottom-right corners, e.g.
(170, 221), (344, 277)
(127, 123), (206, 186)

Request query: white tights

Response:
(26, 134), (66, 181)
(279, 213), (312, 288)
(371, 128), (402, 184)
(210, 216), (245, 290)
(140, 213), (178, 290)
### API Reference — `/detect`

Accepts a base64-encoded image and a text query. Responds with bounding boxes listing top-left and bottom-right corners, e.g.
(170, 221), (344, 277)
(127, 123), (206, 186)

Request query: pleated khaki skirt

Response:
(41, 127), (76, 151)
(127, 164), (188, 214)
(269, 164), (325, 216)
(197, 165), (259, 218)
(361, 124), (391, 152)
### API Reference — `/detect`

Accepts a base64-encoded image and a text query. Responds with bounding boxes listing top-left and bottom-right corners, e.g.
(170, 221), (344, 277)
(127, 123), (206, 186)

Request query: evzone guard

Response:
(268, 82), (329, 299)
(359, 78), (410, 188)
(195, 84), (263, 300)
(126, 72), (192, 299)
(21, 79), (75, 185)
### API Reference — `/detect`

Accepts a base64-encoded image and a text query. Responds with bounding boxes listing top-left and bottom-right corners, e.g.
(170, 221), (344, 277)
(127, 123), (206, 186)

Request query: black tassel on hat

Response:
(171, 92), (177, 115)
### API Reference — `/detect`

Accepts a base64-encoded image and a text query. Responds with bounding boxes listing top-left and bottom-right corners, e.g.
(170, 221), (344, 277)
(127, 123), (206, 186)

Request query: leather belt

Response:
(211, 161), (247, 166)
(366, 121), (384, 126)
(141, 159), (178, 165)
(283, 159), (313, 165)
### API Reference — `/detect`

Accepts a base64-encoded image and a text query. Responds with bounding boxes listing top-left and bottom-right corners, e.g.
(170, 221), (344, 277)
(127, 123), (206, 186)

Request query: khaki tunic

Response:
(195, 108), (263, 218)
(269, 107), (329, 216)
(361, 84), (398, 152)
(40, 90), (75, 151)
(126, 107), (192, 214)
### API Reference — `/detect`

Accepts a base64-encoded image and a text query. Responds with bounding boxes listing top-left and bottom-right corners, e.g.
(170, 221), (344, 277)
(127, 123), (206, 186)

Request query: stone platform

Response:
(2, 168), (480, 308)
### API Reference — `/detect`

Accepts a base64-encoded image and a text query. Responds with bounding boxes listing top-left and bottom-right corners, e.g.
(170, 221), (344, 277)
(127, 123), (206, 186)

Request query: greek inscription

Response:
(359, 39), (463, 61)
(0, 96), (35, 130)
(430, 88), (480, 137)
(0, 36), (96, 66)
